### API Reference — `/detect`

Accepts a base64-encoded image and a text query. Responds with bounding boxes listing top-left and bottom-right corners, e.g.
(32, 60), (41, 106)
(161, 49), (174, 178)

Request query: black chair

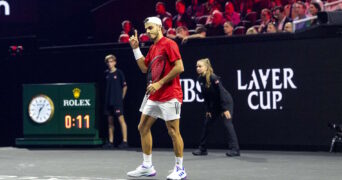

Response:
(195, 15), (209, 25)
(237, 20), (252, 29)
(244, 11), (258, 25)
(233, 26), (246, 35)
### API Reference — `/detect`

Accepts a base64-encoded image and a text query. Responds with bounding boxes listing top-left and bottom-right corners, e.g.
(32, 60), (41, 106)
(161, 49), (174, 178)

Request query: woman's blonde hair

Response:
(197, 58), (214, 88)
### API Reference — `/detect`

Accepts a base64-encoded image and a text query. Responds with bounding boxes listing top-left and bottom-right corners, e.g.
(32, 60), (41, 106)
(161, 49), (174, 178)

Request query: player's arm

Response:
(129, 30), (148, 73)
(159, 59), (184, 86)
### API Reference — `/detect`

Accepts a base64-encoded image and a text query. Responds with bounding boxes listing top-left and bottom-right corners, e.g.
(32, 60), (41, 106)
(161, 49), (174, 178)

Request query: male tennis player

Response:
(127, 17), (186, 180)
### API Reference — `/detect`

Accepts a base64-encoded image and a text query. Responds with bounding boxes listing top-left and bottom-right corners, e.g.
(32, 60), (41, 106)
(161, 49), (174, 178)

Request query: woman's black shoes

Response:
(192, 149), (208, 156)
(225, 150), (240, 157)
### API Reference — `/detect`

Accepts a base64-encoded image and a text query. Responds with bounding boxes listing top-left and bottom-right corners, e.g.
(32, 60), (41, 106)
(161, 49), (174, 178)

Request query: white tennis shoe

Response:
(166, 165), (187, 180)
(127, 164), (156, 177)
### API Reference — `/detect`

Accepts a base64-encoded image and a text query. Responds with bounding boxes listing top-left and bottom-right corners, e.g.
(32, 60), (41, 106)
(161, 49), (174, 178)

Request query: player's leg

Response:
(127, 114), (157, 177)
(138, 114), (157, 155)
(165, 119), (187, 180)
(166, 119), (183, 157)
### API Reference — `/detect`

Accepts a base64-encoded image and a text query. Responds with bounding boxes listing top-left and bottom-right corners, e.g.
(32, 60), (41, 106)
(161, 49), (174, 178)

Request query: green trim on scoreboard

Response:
(16, 83), (103, 146)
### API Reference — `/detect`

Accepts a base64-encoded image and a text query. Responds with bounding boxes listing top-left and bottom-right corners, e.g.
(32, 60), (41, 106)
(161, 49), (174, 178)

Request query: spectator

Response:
(118, 34), (129, 43)
(235, 0), (255, 18)
(205, 10), (225, 36)
(176, 26), (189, 39)
(187, 0), (203, 18)
(266, 22), (277, 33)
(309, 2), (321, 16)
(284, 22), (293, 32)
(294, 1), (310, 31)
(163, 17), (173, 29)
(139, 33), (150, 43)
(253, 0), (272, 15)
(173, 0), (195, 29)
(223, 2), (241, 26)
(162, 16), (174, 35)
(168, 26), (189, 43)
(246, 26), (259, 34)
(121, 20), (134, 36)
(182, 25), (207, 44)
(274, 6), (292, 31)
(167, 28), (177, 36)
(258, 8), (272, 33)
(155, 2), (172, 20)
(270, 0), (283, 9)
(290, 2), (298, 20)
(223, 21), (234, 36)
(200, 0), (222, 16)
(309, 2), (321, 25)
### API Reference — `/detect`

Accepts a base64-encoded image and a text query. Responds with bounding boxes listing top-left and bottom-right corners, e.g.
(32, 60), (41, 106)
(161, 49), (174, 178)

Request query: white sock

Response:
(175, 156), (183, 169)
(142, 153), (152, 167)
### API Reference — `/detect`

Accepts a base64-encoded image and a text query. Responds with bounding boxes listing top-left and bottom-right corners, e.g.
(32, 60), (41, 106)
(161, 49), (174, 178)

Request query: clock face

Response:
(28, 95), (55, 124)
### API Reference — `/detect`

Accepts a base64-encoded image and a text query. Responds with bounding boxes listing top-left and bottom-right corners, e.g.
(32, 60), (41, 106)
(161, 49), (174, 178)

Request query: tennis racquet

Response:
(146, 55), (166, 85)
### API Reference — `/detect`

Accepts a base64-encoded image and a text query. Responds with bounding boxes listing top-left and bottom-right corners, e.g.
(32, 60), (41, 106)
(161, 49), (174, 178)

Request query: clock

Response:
(28, 94), (55, 124)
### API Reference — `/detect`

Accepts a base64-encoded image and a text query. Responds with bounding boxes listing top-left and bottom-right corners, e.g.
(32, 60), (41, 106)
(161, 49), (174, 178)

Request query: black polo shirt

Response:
(104, 69), (127, 107)
(197, 73), (233, 113)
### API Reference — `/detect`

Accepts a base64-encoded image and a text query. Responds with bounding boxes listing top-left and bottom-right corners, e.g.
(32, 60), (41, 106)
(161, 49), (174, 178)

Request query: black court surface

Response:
(0, 147), (341, 180)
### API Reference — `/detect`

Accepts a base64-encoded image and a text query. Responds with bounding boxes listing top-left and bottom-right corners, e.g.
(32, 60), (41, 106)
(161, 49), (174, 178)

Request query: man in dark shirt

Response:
(103, 54), (128, 149)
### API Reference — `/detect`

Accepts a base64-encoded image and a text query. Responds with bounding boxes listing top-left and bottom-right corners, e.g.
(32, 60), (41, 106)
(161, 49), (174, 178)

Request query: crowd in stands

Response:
(118, 0), (342, 43)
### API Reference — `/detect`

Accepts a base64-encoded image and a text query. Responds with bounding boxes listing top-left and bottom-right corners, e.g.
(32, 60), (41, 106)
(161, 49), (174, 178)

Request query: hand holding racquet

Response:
(129, 30), (139, 49)
(146, 81), (163, 94)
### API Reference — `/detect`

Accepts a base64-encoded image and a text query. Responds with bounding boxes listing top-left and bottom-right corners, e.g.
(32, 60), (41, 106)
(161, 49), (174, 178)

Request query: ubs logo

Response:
(0, 0), (10, 16)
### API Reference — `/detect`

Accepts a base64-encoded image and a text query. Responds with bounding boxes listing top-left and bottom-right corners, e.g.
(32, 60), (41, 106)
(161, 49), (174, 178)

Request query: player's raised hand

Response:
(129, 30), (139, 49)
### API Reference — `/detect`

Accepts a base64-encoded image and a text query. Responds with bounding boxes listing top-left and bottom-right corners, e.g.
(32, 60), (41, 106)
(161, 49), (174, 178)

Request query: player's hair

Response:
(197, 58), (214, 88)
(104, 54), (116, 63)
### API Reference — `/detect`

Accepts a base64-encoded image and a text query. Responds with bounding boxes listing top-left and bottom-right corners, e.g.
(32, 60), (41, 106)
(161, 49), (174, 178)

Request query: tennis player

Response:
(127, 17), (187, 180)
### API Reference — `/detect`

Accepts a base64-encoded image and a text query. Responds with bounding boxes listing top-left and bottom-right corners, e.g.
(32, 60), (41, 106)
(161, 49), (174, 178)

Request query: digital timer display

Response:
(64, 114), (90, 129)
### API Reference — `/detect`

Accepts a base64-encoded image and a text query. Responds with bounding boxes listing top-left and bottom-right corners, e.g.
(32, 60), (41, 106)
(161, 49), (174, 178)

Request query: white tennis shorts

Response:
(139, 94), (181, 121)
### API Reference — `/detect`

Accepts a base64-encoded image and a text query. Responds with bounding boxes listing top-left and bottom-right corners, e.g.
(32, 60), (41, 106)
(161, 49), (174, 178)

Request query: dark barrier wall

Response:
(1, 26), (341, 150)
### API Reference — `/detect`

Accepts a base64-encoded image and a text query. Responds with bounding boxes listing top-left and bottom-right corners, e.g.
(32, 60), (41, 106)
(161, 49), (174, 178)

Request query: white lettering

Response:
(272, 91), (282, 109)
(283, 68), (297, 89)
(181, 79), (196, 102)
(195, 81), (204, 102)
(248, 70), (260, 90)
(237, 70), (247, 90)
(63, 99), (91, 107)
(260, 91), (271, 109)
(0, 1), (10, 16)
(248, 91), (259, 110)
(272, 68), (282, 89)
(259, 69), (270, 89)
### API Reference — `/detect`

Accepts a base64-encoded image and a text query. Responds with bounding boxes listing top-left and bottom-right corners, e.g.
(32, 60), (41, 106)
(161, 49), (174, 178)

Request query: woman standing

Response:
(192, 58), (240, 157)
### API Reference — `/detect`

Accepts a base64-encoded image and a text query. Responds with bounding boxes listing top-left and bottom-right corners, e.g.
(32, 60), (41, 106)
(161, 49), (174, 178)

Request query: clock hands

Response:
(36, 104), (45, 119)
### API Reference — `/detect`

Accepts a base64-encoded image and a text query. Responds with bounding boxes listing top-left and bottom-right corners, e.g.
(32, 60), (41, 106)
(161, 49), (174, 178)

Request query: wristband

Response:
(133, 48), (143, 60)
